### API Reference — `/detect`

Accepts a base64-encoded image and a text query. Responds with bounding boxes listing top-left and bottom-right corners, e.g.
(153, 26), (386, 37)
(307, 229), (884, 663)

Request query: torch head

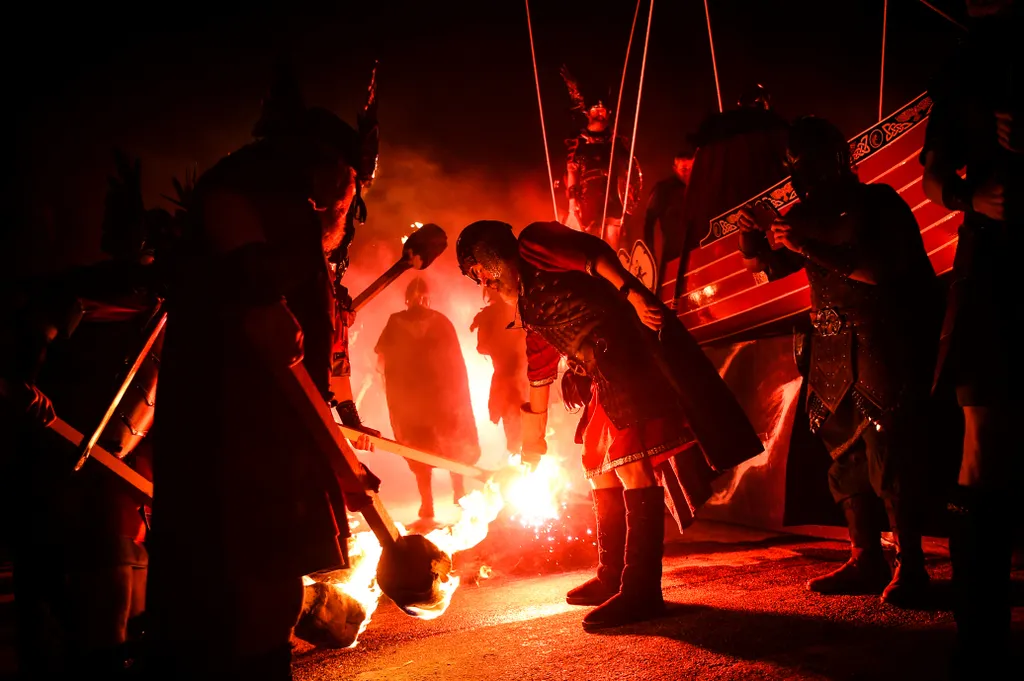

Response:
(402, 223), (448, 270)
(376, 534), (453, 615)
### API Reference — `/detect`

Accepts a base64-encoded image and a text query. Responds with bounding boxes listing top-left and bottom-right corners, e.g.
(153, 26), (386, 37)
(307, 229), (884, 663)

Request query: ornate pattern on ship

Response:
(701, 92), (934, 248)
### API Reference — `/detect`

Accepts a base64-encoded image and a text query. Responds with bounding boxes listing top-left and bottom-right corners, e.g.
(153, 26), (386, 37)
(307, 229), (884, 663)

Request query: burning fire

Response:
(302, 446), (573, 645)
(400, 221), (424, 244)
(301, 222), (581, 649)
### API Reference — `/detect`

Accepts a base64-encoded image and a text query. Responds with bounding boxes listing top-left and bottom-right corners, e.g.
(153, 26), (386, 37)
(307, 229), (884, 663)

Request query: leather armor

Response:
(565, 131), (642, 230)
(806, 260), (916, 418)
(518, 265), (678, 430)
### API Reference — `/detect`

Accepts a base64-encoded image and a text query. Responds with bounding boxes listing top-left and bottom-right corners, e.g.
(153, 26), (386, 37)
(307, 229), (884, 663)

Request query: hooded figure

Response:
(375, 277), (481, 530)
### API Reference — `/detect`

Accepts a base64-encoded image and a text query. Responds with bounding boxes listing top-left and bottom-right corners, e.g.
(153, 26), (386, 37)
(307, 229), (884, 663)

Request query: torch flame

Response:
(400, 221), (423, 244)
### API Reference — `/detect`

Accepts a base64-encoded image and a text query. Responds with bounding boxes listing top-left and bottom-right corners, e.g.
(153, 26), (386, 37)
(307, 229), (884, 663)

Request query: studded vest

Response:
(803, 196), (940, 419)
(518, 265), (679, 429)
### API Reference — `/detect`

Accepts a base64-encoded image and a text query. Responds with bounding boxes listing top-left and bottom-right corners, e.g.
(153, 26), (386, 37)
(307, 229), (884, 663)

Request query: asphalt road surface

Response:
(292, 522), (1023, 681)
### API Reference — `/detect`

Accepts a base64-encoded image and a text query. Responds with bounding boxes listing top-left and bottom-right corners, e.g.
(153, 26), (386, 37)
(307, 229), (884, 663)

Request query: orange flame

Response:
(302, 448), (573, 644)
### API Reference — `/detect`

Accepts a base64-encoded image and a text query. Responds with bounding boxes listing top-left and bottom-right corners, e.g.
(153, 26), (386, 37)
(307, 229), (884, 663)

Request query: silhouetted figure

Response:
(643, 148), (694, 278)
(471, 287), (527, 454)
(738, 116), (942, 607)
(375, 277), (481, 531)
(919, 0), (1023, 675)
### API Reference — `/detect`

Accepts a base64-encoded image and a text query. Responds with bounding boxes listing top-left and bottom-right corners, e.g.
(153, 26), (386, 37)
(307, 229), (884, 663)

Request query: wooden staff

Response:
(245, 300), (454, 614)
(336, 424), (494, 481)
(51, 417), (153, 498)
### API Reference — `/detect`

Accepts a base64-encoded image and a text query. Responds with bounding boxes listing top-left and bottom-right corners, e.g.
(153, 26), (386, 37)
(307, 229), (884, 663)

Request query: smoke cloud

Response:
(341, 146), (587, 523)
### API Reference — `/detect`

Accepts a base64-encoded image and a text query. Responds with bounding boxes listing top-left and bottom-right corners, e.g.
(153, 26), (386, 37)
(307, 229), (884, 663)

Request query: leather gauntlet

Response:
(334, 399), (381, 438)
(334, 399), (363, 428)
(520, 402), (548, 466)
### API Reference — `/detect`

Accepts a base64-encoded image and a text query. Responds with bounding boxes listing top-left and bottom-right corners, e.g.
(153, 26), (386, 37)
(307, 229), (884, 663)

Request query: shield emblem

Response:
(619, 240), (658, 292)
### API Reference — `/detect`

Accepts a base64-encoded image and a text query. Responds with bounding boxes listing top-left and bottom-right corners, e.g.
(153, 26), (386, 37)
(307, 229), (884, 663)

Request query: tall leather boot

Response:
(582, 487), (667, 631)
(948, 486), (1012, 679)
(807, 495), (891, 594)
(566, 487), (626, 606)
(881, 496), (930, 606)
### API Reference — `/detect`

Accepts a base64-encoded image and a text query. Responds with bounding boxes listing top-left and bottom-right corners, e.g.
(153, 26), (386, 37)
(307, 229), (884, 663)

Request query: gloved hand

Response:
(520, 402), (548, 469)
(335, 399), (377, 451)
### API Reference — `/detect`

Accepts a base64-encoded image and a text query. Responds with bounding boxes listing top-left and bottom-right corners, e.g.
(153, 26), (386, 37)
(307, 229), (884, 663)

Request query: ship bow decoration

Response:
(619, 240), (658, 293)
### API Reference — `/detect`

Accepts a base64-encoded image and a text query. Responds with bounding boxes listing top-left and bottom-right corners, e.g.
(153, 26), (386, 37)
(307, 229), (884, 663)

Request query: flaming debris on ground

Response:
(296, 450), (598, 649)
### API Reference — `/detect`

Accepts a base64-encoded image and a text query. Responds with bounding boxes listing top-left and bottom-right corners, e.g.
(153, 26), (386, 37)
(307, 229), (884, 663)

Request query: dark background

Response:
(6, 0), (966, 277)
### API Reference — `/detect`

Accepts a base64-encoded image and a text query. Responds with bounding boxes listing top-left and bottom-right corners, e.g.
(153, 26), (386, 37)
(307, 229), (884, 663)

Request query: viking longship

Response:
(524, 0), (965, 532)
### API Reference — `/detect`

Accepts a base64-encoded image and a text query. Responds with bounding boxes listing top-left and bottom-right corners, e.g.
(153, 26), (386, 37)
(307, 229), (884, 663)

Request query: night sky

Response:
(7, 0), (966, 277)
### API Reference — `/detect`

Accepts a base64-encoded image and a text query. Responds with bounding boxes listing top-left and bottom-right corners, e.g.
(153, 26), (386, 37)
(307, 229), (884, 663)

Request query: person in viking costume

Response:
(374, 277), (481, 531)
(736, 116), (943, 607)
(330, 61), (379, 441)
(145, 63), (380, 680)
(471, 286), (527, 456)
(455, 219), (763, 631)
(560, 65), (642, 254)
(0, 151), (186, 677)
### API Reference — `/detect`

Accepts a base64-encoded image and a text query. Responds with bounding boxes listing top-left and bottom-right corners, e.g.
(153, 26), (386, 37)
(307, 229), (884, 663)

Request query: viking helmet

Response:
(456, 221), (520, 286)
(405, 276), (429, 307)
(560, 64), (612, 119)
(785, 116), (855, 201)
(251, 61), (379, 281)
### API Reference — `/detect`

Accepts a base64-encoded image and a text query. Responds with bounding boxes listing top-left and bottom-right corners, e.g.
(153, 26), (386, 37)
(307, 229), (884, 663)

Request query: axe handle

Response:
(336, 423), (493, 482)
(246, 302), (401, 549)
(50, 417), (154, 498)
(351, 259), (410, 313)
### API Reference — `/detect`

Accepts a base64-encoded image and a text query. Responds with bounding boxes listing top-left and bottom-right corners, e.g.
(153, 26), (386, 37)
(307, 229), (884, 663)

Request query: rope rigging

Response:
(620, 0), (655, 223)
(703, 0), (723, 113)
(524, 0), (559, 221)
(917, 0), (968, 30)
(600, 0), (643, 237)
(879, 0), (888, 121)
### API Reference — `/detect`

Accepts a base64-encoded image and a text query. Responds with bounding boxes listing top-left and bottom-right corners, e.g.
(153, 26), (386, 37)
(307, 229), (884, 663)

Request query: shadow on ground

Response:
(591, 602), (1023, 681)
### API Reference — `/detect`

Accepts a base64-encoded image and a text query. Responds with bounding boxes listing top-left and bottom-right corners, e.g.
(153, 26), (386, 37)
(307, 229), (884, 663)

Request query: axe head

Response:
(402, 223), (447, 270)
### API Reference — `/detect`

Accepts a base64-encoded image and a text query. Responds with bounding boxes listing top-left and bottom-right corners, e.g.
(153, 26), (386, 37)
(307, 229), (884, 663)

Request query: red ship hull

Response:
(658, 94), (964, 534)
(659, 93), (960, 346)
